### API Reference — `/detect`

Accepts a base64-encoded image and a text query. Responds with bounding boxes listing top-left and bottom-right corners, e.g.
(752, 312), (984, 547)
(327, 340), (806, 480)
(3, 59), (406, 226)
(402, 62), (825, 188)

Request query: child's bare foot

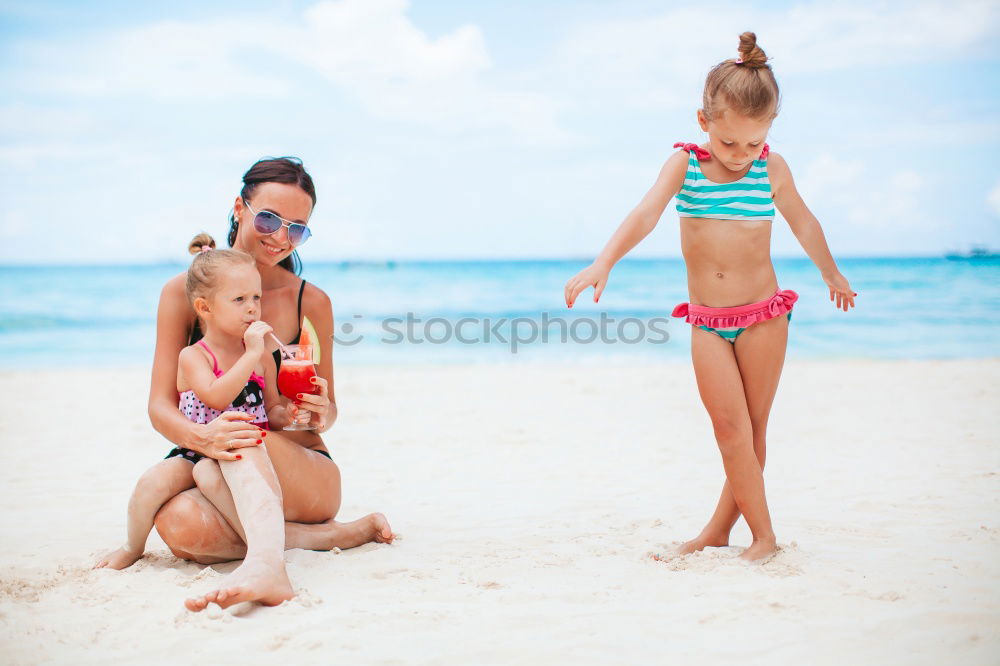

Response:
(185, 557), (294, 612)
(94, 547), (143, 570)
(676, 532), (730, 556)
(739, 536), (777, 562)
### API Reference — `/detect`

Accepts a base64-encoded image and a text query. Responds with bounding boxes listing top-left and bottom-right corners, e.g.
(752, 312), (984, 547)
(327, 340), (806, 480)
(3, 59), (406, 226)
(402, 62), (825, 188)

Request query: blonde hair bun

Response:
(701, 31), (780, 121)
(187, 233), (216, 255)
(184, 236), (255, 310)
(737, 32), (768, 69)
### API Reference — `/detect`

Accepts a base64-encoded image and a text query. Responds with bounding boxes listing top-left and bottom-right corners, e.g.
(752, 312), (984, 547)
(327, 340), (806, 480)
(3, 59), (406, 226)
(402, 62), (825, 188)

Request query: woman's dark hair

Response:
(227, 156), (317, 275)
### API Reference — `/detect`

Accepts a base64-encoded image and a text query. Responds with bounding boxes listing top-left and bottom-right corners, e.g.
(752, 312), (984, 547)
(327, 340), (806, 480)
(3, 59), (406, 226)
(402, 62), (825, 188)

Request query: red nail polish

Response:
(256, 439), (262, 444)
(261, 431), (267, 436)
(236, 455), (242, 460)
(297, 393), (303, 399)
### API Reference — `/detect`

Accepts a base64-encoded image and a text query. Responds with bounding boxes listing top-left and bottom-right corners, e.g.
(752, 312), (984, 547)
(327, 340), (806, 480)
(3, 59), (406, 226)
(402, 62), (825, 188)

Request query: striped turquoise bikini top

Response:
(674, 142), (774, 222)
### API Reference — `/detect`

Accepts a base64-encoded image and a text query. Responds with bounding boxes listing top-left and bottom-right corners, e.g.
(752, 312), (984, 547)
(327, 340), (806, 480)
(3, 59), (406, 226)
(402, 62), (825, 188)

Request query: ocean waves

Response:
(1, 258), (997, 367)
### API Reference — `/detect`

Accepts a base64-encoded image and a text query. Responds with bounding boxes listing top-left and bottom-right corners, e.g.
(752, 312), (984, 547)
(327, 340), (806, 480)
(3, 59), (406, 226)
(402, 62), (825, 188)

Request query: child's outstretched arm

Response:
(769, 153), (857, 312)
(94, 458), (195, 570)
(178, 321), (274, 410)
(565, 151), (688, 307)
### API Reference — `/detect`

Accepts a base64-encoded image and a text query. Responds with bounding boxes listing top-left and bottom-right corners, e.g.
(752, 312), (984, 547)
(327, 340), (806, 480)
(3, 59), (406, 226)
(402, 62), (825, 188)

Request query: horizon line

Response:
(0, 253), (989, 269)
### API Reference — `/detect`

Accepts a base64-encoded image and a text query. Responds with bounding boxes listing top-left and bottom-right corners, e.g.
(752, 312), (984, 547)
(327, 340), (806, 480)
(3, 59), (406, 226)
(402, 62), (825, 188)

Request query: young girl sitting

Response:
(96, 234), (305, 571)
(565, 33), (856, 561)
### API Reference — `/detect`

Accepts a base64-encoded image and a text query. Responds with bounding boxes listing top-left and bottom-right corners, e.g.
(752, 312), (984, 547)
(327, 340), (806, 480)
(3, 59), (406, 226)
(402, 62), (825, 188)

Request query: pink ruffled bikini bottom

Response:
(671, 289), (798, 344)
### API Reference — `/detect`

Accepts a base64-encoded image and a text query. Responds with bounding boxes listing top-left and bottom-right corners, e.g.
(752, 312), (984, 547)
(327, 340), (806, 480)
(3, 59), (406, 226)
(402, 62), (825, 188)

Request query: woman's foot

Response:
(94, 547), (143, 570)
(185, 557), (294, 612)
(739, 536), (777, 562)
(291, 513), (395, 551)
(324, 512), (395, 548)
(367, 513), (395, 544)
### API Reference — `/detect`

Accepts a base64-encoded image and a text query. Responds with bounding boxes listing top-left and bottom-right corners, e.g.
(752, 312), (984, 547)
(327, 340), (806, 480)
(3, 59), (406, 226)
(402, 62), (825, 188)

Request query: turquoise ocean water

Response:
(1, 257), (997, 368)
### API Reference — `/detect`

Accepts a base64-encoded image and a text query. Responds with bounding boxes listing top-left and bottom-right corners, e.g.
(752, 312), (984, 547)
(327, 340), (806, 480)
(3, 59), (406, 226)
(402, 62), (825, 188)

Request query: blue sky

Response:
(1, 0), (998, 263)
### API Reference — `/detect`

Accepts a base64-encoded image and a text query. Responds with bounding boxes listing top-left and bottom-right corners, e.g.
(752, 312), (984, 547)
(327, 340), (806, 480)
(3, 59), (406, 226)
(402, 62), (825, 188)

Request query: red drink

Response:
(275, 344), (319, 431)
(277, 360), (319, 401)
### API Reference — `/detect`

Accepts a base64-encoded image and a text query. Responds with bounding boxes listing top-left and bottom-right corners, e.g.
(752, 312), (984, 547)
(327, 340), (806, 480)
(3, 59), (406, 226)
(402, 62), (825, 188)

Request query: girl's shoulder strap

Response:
(249, 370), (266, 390)
(196, 339), (222, 377)
(674, 142), (711, 161)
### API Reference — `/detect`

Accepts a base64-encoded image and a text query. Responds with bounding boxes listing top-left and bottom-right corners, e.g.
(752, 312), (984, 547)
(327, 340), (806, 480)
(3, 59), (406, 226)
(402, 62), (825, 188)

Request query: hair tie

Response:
(735, 57), (744, 64)
(200, 245), (213, 253)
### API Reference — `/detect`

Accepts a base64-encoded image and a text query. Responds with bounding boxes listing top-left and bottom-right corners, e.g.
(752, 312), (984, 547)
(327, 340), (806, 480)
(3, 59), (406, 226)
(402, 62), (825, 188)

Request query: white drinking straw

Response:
(269, 333), (294, 360)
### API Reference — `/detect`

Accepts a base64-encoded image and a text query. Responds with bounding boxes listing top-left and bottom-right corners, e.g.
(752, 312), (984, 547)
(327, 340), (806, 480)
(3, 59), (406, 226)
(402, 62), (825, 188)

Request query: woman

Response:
(149, 157), (393, 610)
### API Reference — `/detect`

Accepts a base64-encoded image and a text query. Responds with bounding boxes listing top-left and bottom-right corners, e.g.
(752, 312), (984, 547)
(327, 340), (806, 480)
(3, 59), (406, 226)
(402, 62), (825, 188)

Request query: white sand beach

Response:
(1, 359), (998, 664)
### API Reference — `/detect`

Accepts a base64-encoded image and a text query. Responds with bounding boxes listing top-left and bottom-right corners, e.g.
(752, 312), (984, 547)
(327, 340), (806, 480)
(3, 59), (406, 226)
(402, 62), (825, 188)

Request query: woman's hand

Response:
(564, 263), (611, 308)
(199, 411), (265, 461)
(291, 375), (332, 431)
(824, 272), (857, 312)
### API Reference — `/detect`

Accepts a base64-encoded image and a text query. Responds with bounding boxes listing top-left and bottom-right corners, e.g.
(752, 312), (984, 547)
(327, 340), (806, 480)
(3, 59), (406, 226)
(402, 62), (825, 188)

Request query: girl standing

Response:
(565, 33), (856, 561)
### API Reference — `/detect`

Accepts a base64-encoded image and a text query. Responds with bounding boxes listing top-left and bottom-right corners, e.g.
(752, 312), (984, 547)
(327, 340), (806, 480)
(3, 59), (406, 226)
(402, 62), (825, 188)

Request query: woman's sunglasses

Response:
(242, 198), (312, 247)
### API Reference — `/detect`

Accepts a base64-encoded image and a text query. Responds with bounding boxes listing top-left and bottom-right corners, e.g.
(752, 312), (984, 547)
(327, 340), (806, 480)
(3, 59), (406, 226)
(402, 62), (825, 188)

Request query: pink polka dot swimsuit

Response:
(166, 340), (268, 464)
(179, 340), (269, 427)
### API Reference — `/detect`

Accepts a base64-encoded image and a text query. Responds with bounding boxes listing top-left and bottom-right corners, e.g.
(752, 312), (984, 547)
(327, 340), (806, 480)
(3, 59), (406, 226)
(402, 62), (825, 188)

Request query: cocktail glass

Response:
(276, 344), (320, 431)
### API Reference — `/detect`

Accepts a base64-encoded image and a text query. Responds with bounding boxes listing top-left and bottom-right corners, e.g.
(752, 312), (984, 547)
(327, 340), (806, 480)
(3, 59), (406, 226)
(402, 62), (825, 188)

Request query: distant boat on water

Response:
(944, 245), (999, 261)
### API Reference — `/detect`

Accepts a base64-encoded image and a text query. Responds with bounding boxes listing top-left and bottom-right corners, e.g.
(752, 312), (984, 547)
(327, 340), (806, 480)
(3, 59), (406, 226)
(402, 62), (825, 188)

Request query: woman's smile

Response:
(260, 239), (287, 257)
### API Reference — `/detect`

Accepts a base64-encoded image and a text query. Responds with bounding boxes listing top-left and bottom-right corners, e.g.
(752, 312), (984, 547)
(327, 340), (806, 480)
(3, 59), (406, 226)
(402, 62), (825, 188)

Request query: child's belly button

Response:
(715, 271), (725, 279)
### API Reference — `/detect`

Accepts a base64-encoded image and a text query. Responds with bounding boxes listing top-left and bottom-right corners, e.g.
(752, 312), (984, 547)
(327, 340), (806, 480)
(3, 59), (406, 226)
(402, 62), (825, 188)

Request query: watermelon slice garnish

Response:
(301, 315), (320, 365)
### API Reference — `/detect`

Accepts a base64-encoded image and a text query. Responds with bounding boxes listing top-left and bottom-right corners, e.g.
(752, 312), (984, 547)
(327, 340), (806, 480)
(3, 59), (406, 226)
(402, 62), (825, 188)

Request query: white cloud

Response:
(0, 210), (26, 236)
(0, 104), (95, 137)
(771, 0), (998, 72)
(285, 0), (565, 139)
(988, 179), (1000, 217)
(552, 0), (1000, 110)
(1, 0), (993, 263)
(796, 154), (931, 229)
(10, 0), (565, 140)
(18, 19), (290, 99)
(295, 0), (491, 82)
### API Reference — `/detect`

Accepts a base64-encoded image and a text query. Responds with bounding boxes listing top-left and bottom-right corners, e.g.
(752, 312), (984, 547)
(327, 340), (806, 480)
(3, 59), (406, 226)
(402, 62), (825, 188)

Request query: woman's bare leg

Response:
(155, 434), (392, 565)
(672, 325), (776, 561)
(154, 488), (247, 564)
(192, 457), (393, 551)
